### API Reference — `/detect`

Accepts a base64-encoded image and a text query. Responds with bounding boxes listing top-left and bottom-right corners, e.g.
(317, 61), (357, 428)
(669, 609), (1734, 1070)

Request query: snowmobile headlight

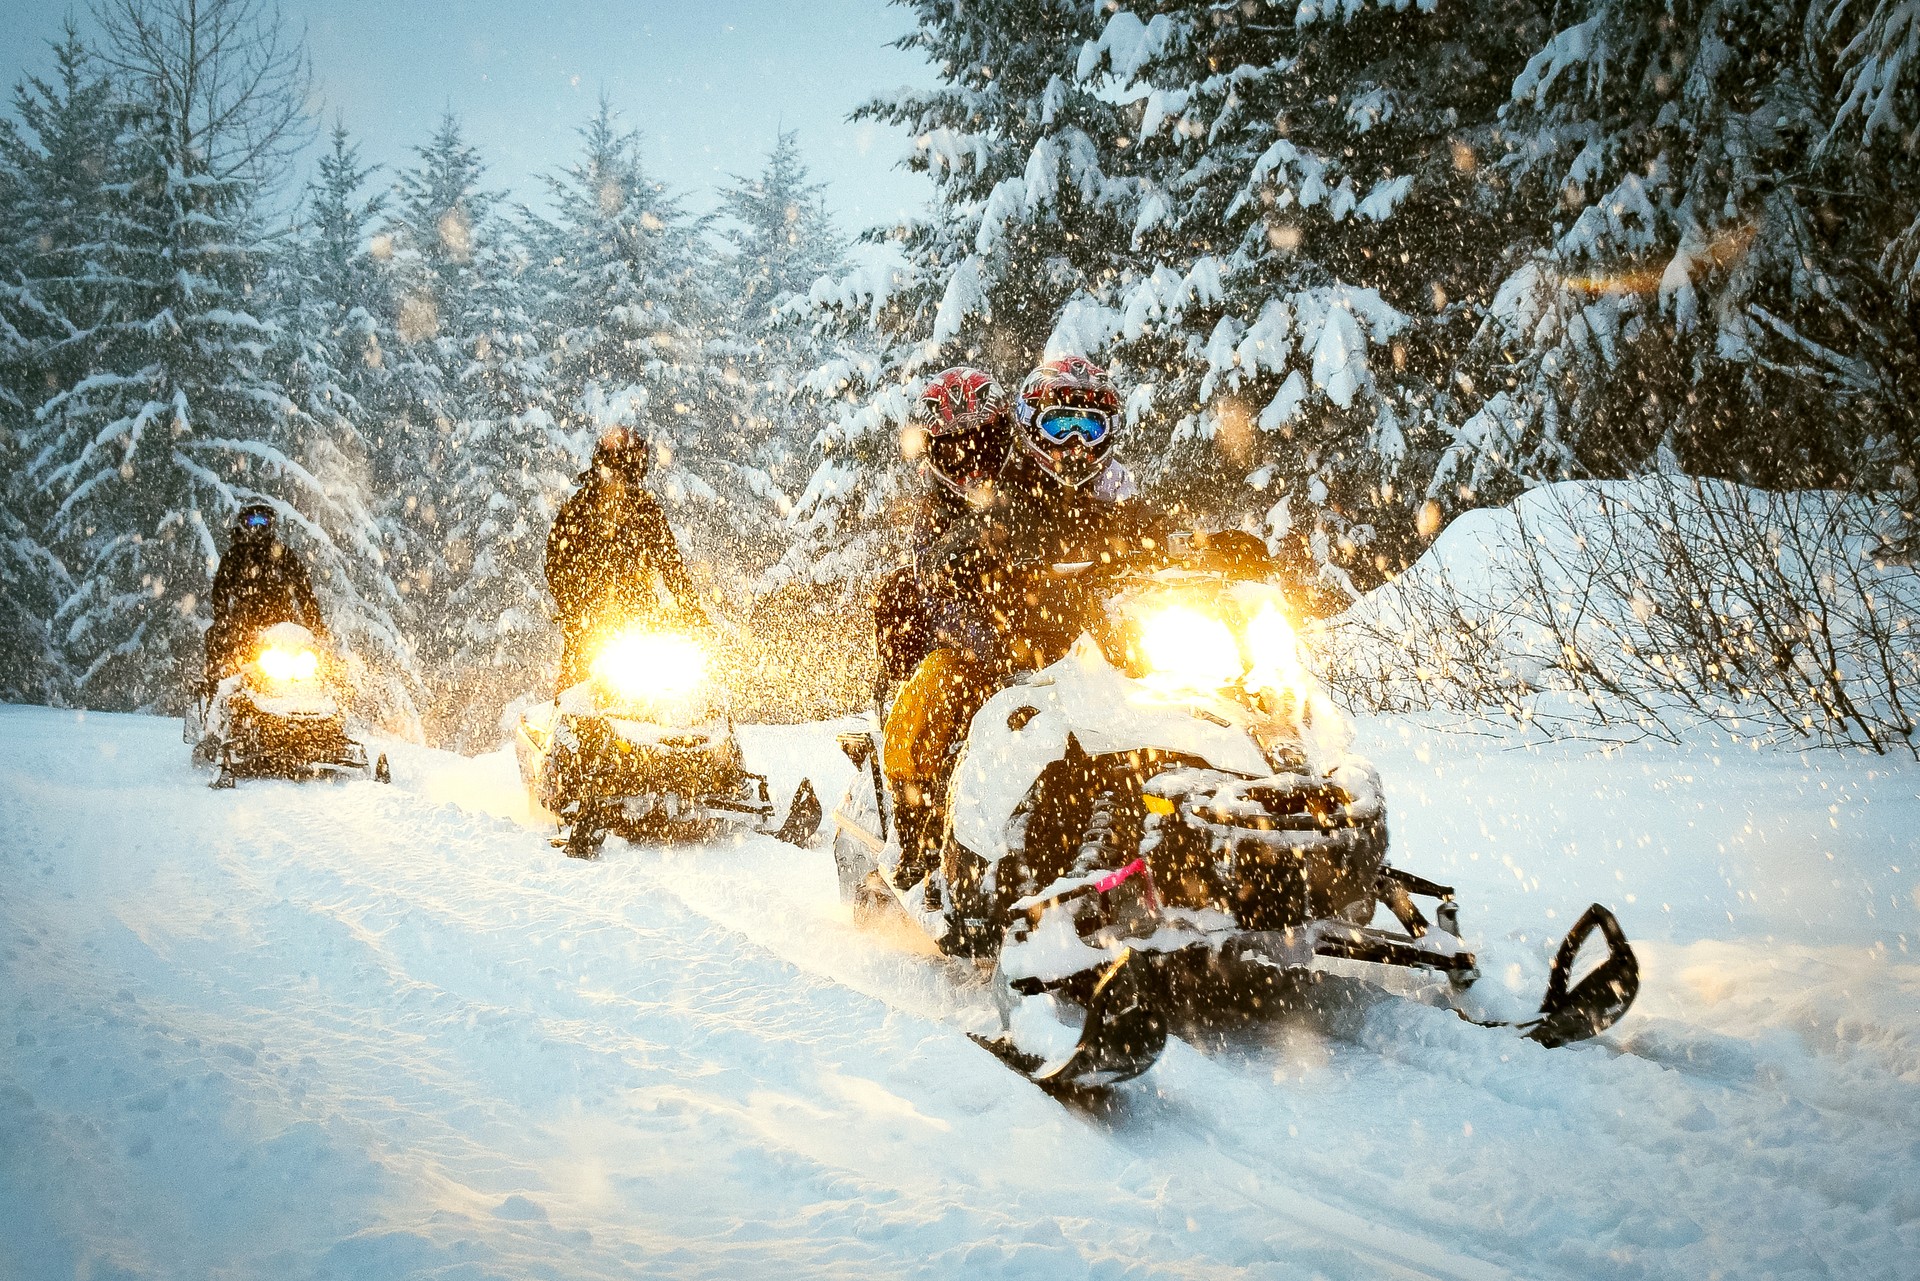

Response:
(257, 645), (320, 684)
(1242, 604), (1311, 703)
(590, 629), (705, 703)
(1137, 606), (1243, 692)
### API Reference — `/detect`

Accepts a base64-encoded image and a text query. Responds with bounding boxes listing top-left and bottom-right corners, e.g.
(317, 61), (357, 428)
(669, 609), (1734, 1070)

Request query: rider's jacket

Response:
(546, 470), (705, 633)
(907, 453), (1171, 672)
(204, 537), (325, 679)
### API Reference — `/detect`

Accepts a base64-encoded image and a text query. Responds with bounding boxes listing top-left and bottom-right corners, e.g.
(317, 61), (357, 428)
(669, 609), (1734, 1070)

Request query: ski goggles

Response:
(1033, 406), (1112, 446)
(239, 510), (272, 530)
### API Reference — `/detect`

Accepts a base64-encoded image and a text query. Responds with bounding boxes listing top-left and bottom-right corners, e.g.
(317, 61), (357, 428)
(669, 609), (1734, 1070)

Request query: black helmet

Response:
(234, 502), (275, 539)
(592, 427), (650, 481)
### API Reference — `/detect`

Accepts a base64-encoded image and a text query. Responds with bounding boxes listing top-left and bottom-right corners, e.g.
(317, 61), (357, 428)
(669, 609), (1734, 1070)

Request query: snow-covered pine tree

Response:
(382, 113), (564, 747)
(1476, 0), (1890, 502)
(529, 102), (739, 597)
(781, 0), (1139, 594)
(1074, 1), (1551, 599)
(1810, 0), (1920, 557)
(267, 124), (424, 734)
(23, 0), (326, 711)
(0, 25), (112, 701)
(712, 129), (847, 584)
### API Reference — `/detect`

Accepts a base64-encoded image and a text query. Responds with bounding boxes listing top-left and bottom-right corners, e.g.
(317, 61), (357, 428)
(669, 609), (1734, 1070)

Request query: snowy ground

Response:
(1, 703), (1915, 1280)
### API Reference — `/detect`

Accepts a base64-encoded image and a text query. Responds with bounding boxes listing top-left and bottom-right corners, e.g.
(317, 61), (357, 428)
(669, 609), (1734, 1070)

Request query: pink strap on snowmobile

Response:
(1094, 859), (1161, 909)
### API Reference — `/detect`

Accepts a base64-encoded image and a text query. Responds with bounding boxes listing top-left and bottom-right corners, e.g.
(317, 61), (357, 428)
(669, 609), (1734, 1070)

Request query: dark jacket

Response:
(204, 537), (325, 680)
(900, 459), (1171, 674)
(546, 471), (705, 688)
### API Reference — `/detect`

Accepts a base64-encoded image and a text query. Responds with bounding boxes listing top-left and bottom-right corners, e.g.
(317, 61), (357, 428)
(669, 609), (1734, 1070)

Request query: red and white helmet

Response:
(1014, 356), (1121, 488)
(912, 366), (1012, 498)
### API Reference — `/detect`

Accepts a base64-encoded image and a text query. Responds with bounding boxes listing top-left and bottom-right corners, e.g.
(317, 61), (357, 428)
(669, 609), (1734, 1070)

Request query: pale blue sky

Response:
(0, 0), (937, 231)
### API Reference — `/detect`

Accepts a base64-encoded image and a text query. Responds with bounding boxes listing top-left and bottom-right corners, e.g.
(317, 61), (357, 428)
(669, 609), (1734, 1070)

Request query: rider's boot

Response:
(888, 778), (946, 894)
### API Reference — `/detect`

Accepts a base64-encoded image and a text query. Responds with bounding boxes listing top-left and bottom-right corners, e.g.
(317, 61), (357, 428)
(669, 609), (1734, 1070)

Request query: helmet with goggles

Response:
(1014, 356), (1121, 489)
(234, 502), (275, 538)
(913, 366), (1011, 499)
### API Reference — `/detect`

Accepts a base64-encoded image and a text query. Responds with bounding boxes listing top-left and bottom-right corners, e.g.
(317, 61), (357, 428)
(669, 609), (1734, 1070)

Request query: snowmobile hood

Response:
(950, 638), (1274, 865)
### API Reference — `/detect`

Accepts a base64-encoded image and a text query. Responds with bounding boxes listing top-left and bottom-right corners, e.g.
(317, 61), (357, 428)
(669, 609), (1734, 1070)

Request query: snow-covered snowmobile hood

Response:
(951, 638), (1277, 864)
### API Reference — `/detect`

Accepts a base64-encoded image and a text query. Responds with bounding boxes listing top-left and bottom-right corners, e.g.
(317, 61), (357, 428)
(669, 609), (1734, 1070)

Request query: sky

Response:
(0, 0), (938, 233)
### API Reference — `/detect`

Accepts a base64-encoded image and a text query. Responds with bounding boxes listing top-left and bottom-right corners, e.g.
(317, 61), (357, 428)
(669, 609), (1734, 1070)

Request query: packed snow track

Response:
(1, 705), (1914, 1279)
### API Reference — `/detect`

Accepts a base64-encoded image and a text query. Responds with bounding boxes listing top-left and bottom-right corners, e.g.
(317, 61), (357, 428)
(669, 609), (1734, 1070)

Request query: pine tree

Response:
(269, 124), (423, 733)
(1812, 0), (1920, 557)
(22, 0), (323, 711)
(382, 113), (563, 746)
(783, 0), (1137, 594)
(713, 129), (846, 584)
(1076, 2), (1550, 597)
(530, 103), (732, 591)
(0, 25), (111, 701)
(1478, 0), (1895, 500)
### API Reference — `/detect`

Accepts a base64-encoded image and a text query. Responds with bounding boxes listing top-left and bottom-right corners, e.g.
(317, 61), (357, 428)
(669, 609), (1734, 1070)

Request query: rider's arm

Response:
(637, 501), (707, 624)
(208, 553), (239, 617)
(286, 553), (327, 639)
(545, 501), (586, 617)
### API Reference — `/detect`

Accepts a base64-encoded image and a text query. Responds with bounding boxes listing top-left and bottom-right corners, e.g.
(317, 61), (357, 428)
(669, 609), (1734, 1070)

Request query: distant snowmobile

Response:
(515, 618), (820, 858)
(830, 545), (1639, 1092)
(188, 621), (389, 789)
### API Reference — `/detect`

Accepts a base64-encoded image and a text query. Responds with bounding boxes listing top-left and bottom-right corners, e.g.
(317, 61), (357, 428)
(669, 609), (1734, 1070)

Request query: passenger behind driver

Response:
(876, 367), (1016, 884)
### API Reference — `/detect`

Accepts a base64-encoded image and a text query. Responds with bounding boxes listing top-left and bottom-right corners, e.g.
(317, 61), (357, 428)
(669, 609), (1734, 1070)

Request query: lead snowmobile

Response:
(830, 543), (1640, 1092)
(515, 617), (820, 858)
(187, 621), (390, 789)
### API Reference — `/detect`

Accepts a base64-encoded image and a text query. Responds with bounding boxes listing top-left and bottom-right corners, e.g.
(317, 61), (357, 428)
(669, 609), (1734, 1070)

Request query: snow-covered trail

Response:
(1, 706), (1914, 1279)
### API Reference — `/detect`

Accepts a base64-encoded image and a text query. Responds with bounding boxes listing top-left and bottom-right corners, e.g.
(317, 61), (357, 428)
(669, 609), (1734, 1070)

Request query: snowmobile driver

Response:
(203, 503), (328, 687)
(882, 356), (1170, 888)
(546, 427), (709, 693)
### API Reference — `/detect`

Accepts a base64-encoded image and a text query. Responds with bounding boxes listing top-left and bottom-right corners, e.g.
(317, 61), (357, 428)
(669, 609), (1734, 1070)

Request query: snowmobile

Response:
(187, 621), (390, 789)
(829, 542), (1640, 1092)
(515, 618), (821, 858)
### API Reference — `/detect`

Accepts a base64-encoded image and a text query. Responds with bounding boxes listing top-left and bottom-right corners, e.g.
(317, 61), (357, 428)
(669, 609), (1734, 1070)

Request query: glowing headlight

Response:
(1243, 604), (1308, 697)
(590, 629), (706, 703)
(1137, 606), (1244, 691)
(257, 646), (319, 683)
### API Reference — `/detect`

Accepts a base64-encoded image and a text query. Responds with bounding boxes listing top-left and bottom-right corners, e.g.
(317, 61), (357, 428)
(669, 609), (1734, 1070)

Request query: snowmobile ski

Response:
(768, 778), (822, 846)
(971, 949), (1167, 1092)
(1455, 903), (1640, 1046)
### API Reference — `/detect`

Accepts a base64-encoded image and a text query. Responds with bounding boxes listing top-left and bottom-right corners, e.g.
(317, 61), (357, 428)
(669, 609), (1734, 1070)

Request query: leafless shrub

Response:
(1315, 477), (1920, 755)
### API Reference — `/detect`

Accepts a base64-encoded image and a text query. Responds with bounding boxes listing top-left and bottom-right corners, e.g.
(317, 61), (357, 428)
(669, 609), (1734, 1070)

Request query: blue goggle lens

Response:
(242, 512), (271, 529)
(1035, 408), (1110, 445)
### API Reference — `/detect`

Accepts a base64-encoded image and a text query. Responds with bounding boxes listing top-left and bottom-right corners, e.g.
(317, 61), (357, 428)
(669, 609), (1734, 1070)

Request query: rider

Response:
(883, 357), (1168, 888)
(546, 427), (709, 693)
(873, 367), (1013, 692)
(204, 503), (327, 685)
